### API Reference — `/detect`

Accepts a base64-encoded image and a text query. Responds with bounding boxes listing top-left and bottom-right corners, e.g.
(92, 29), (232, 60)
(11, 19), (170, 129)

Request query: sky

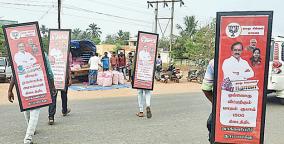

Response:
(0, 0), (283, 40)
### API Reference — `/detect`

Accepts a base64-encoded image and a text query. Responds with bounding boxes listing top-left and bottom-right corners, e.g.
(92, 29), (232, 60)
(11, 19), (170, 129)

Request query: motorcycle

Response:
(187, 66), (205, 84)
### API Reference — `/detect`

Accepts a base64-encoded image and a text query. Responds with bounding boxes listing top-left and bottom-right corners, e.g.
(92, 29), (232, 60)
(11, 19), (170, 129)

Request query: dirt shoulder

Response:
(0, 80), (201, 106)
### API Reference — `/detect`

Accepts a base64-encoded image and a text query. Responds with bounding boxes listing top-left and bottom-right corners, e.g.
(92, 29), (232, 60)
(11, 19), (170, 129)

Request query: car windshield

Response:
(0, 59), (5, 66)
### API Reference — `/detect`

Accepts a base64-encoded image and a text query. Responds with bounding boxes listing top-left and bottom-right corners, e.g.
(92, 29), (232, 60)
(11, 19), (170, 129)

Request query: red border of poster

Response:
(212, 11), (273, 144)
(48, 29), (71, 90)
(2, 22), (52, 111)
(132, 31), (159, 90)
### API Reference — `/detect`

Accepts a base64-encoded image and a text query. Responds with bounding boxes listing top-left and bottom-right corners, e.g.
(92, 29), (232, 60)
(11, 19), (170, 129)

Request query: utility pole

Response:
(58, 0), (61, 29)
(147, 0), (184, 63)
(154, 3), (158, 33)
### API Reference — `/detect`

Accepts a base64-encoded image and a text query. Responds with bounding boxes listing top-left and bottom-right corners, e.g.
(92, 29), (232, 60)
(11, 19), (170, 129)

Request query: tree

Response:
(72, 28), (82, 39)
(172, 16), (215, 61)
(0, 27), (7, 56)
(80, 31), (92, 40)
(176, 16), (198, 38)
(87, 23), (102, 38)
(104, 34), (116, 44)
(40, 25), (49, 37)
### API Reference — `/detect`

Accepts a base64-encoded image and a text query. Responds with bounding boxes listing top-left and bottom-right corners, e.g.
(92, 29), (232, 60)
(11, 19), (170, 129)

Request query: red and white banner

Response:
(2, 22), (52, 111)
(213, 11), (273, 144)
(132, 31), (159, 90)
(48, 29), (71, 90)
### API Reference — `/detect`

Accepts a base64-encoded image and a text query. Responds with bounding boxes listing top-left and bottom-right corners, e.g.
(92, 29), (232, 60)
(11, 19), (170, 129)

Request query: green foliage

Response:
(71, 23), (102, 45)
(0, 26), (7, 56)
(41, 35), (49, 53)
(172, 16), (215, 61)
(103, 30), (130, 46)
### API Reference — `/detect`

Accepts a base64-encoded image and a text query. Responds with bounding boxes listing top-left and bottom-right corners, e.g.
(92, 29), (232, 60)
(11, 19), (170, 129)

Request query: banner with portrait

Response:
(2, 22), (52, 111)
(48, 29), (71, 90)
(132, 31), (159, 90)
(212, 11), (273, 144)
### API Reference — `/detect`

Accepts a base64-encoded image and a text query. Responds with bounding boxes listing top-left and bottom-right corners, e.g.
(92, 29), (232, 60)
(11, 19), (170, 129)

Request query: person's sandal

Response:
(48, 117), (54, 125)
(62, 108), (71, 116)
(146, 107), (152, 119)
(136, 112), (144, 117)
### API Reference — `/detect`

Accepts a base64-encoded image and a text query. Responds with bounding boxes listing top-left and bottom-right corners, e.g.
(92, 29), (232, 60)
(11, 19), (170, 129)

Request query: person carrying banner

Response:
(48, 52), (72, 125)
(201, 59), (214, 142)
(8, 52), (55, 144)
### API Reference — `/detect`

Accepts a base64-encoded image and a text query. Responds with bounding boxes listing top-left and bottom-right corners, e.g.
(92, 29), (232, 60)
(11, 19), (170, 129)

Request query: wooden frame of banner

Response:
(2, 21), (53, 112)
(212, 11), (273, 144)
(132, 31), (159, 90)
(48, 29), (71, 91)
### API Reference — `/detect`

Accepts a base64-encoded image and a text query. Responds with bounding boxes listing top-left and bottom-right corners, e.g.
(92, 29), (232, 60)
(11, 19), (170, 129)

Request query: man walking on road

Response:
(48, 52), (72, 125)
(201, 59), (214, 142)
(8, 52), (55, 144)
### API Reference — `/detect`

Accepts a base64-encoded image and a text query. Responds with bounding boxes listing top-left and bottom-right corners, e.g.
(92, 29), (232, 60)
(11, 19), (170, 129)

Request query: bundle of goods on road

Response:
(97, 71), (125, 87)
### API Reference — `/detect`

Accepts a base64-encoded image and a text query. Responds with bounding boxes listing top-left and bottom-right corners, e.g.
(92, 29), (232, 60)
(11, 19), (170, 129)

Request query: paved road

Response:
(0, 92), (284, 144)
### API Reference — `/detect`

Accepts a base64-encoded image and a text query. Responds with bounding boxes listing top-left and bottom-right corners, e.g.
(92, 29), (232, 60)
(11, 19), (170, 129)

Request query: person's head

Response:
(158, 55), (161, 59)
(104, 52), (108, 56)
(112, 52), (116, 57)
(231, 42), (243, 60)
(128, 52), (132, 57)
(253, 48), (260, 59)
(120, 52), (124, 56)
(250, 39), (257, 48)
(17, 42), (25, 53)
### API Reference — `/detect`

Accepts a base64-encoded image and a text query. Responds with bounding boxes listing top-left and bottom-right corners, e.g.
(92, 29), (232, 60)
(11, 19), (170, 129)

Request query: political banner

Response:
(2, 22), (53, 111)
(132, 31), (159, 90)
(48, 29), (71, 90)
(212, 11), (273, 144)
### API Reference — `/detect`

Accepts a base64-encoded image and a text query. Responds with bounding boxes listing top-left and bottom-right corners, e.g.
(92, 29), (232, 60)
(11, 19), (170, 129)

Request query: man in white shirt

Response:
(222, 42), (254, 81)
(88, 52), (100, 85)
(14, 42), (37, 68)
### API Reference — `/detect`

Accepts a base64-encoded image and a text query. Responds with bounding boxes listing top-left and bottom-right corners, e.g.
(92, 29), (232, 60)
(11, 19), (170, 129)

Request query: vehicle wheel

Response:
(279, 98), (284, 105)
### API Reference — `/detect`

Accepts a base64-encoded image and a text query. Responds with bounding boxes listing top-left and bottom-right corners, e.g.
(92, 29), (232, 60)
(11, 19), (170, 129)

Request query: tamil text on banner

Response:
(48, 29), (71, 90)
(2, 22), (52, 111)
(132, 31), (159, 90)
(213, 11), (273, 144)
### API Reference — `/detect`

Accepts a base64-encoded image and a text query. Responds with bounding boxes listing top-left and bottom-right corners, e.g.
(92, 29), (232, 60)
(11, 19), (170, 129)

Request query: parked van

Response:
(0, 57), (12, 82)
(267, 36), (284, 104)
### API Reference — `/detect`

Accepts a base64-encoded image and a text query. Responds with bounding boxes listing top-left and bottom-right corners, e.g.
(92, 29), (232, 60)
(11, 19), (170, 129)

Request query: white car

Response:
(0, 57), (12, 82)
(267, 36), (284, 104)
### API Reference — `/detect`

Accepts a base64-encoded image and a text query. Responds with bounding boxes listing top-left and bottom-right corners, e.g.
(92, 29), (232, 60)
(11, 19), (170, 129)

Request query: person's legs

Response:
(207, 113), (213, 142)
(137, 89), (144, 113)
(145, 90), (152, 118)
(128, 69), (132, 81)
(94, 70), (98, 84)
(24, 109), (40, 144)
(24, 110), (30, 125)
(61, 88), (69, 115)
(88, 70), (94, 85)
(123, 67), (127, 79)
(48, 91), (58, 122)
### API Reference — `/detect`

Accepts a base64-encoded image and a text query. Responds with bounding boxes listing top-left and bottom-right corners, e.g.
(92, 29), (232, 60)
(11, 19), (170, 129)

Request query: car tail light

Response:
(273, 61), (282, 68)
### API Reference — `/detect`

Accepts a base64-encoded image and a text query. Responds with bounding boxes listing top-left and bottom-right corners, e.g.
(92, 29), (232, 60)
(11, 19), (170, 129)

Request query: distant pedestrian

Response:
(127, 52), (134, 82)
(101, 52), (110, 71)
(88, 52), (100, 85)
(118, 52), (126, 79)
(110, 52), (118, 70)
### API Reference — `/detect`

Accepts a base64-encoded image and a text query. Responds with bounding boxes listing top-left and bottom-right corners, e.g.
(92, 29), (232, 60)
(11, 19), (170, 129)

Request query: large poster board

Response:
(2, 22), (52, 111)
(48, 29), (71, 90)
(212, 11), (273, 144)
(132, 31), (159, 90)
